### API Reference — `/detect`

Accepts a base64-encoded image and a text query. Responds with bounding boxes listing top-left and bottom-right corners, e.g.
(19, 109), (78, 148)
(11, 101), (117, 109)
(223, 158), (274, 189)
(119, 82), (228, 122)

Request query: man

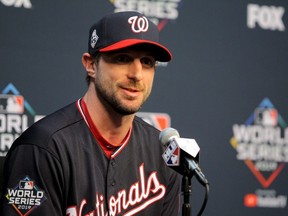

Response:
(0, 11), (181, 215)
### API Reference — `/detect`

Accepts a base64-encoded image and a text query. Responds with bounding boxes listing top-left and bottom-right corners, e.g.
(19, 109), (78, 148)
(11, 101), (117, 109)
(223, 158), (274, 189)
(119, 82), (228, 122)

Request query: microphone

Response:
(160, 128), (208, 186)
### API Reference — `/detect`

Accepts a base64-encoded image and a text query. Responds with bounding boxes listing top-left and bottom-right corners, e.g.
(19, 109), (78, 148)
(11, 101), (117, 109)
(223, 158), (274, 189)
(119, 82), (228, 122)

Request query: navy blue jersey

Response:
(0, 100), (181, 216)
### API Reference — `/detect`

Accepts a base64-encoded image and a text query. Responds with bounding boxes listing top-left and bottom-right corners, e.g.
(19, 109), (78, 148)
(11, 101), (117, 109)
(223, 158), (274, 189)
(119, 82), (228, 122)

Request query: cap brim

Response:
(99, 39), (172, 62)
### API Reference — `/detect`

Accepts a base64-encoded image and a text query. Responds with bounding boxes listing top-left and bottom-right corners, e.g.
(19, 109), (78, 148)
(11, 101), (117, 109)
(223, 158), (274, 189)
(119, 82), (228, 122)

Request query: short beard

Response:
(100, 89), (140, 115)
(94, 79), (143, 116)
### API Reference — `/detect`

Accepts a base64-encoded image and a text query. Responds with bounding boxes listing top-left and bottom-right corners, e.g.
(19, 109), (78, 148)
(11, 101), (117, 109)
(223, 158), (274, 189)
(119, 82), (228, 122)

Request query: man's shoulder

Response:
(132, 115), (161, 144)
(134, 115), (160, 132)
(37, 101), (82, 129)
(14, 101), (83, 147)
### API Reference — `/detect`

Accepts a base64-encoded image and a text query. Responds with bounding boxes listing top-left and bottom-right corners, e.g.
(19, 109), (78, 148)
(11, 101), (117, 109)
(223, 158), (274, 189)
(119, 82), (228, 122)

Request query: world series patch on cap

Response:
(88, 11), (172, 62)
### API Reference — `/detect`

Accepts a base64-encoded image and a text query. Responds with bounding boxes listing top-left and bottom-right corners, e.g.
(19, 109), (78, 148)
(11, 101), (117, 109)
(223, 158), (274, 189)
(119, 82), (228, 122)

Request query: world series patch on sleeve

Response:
(5, 176), (47, 215)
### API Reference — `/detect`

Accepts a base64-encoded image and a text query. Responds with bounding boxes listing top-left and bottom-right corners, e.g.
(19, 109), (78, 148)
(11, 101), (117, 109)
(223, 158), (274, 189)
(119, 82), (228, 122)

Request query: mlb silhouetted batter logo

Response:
(5, 176), (47, 216)
(162, 140), (180, 166)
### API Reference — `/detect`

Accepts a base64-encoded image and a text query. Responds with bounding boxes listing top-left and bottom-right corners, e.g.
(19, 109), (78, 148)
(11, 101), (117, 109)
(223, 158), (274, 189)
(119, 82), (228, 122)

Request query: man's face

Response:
(94, 47), (156, 115)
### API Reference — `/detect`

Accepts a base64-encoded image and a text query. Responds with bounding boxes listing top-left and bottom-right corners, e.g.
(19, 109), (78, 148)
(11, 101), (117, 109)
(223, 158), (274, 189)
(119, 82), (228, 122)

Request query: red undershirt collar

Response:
(78, 98), (132, 158)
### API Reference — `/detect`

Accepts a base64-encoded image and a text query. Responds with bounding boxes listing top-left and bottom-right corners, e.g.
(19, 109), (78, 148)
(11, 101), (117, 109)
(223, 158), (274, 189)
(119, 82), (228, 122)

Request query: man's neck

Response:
(83, 87), (134, 146)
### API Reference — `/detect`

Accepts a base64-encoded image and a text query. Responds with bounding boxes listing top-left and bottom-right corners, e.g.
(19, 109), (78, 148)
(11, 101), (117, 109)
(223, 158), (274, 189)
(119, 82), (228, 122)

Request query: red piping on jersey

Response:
(76, 99), (132, 158)
(77, 99), (90, 127)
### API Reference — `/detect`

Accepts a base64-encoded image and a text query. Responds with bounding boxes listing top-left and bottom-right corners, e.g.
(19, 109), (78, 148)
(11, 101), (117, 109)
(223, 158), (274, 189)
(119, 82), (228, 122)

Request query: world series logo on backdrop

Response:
(109, 0), (182, 29)
(230, 98), (288, 208)
(0, 83), (44, 156)
(0, 0), (32, 8)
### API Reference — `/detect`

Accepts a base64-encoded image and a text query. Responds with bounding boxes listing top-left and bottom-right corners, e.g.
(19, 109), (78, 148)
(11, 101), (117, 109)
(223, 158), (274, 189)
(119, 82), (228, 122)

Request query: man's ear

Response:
(82, 53), (96, 78)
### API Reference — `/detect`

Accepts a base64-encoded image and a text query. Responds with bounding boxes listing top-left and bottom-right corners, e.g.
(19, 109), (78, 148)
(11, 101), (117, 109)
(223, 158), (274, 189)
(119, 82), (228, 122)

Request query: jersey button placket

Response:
(107, 158), (117, 189)
(111, 160), (116, 167)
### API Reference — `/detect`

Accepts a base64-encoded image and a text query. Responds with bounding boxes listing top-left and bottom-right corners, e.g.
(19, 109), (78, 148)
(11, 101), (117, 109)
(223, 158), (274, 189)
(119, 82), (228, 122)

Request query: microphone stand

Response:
(182, 175), (192, 216)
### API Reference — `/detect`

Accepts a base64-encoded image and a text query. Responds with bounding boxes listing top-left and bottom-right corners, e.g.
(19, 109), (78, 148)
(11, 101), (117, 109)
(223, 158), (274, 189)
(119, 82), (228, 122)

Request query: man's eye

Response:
(140, 57), (156, 68)
(113, 54), (133, 64)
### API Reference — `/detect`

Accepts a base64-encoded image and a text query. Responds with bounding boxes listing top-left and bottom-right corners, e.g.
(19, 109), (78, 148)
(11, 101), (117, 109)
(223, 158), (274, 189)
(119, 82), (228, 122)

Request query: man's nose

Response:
(127, 58), (143, 81)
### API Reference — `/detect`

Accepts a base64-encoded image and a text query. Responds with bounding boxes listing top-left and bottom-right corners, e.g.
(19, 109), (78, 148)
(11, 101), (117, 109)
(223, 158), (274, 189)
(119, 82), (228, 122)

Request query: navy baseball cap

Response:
(88, 11), (172, 62)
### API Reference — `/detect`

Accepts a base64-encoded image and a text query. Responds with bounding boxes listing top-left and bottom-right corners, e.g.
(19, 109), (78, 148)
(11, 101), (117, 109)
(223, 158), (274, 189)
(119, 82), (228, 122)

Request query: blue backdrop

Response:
(1, 0), (288, 215)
